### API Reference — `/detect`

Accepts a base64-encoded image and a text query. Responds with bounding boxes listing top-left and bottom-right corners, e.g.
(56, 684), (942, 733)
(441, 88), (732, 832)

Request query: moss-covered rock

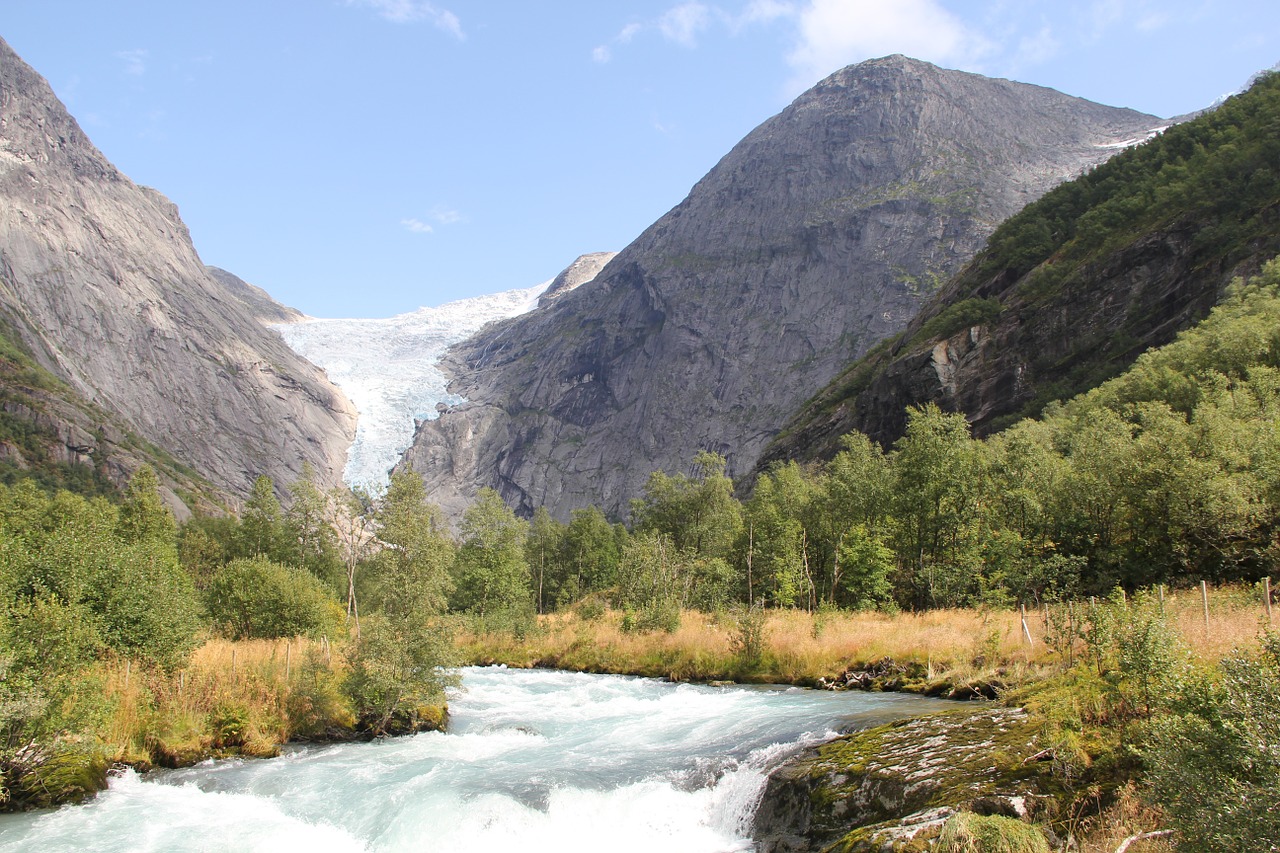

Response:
(754, 706), (1058, 852)
(4, 743), (109, 810)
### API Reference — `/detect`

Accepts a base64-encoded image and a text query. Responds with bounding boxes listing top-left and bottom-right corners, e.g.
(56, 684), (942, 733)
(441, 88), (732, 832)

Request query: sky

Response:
(4, 1), (1279, 319)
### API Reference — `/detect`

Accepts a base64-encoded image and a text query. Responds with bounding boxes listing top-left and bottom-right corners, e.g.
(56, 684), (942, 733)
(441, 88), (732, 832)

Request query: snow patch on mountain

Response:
(273, 283), (546, 492)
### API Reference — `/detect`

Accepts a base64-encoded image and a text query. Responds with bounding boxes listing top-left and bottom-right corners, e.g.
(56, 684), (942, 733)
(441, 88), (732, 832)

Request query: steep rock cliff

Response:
(760, 70), (1280, 466)
(0, 37), (355, 505)
(400, 56), (1159, 519)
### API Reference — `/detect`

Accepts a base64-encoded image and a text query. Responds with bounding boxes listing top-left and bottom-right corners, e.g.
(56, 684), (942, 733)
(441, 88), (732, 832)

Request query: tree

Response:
(526, 507), (563, 614)
(328, 485), (375, 631)
(284, 463), (343, 591)
(743, 463), (818, 609)
(450, 489), (531, 626)
(367, 471), (452, 618)
(890, 405), (987, 607)
(557, 506), (623, 606)
(345, 470), (456, 732)
(235, 475), (290, 562)
(116, 465), (176, 546)
(632, 451), (742, 562)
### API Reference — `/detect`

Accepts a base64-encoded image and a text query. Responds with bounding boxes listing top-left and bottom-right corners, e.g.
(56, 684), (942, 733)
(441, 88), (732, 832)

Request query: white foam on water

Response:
(0, 668), (950, 852)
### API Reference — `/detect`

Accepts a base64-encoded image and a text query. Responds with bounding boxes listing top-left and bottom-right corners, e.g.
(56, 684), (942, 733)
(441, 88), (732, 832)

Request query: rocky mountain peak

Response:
(539, 252), (617, 307)
(398, 56), (1161, 522)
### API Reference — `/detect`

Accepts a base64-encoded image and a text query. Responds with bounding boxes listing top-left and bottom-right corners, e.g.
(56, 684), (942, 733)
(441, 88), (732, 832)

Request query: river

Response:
(0, 667), (948, 852)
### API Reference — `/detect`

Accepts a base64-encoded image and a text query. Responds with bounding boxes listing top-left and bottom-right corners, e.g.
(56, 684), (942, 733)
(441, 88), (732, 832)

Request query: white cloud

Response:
(596, 2), (790, 63)
(785, 0), (991, 92)
(659, 2), (713, 47)
(738, 0), (796, 27)
(618, 22), (643, 43)
(1010, 25), (1060, 70)
(347, 0), (464, 39)
(403, 207), (465, 234)
(429, 206), (464, 225)
(116, 49), (148, 76)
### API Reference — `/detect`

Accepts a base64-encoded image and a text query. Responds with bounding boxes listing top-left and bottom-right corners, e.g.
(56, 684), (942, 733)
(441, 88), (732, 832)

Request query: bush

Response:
(1142, 632), (1280, 851)
(205, 556), (341, 640)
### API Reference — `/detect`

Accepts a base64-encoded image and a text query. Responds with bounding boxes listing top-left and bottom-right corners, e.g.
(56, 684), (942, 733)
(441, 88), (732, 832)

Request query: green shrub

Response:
(1142, 632), (1280, 851)
(205, 555), (341, 640)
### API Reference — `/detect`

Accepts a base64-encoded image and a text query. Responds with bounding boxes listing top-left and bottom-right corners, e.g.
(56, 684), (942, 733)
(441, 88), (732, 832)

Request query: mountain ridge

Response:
(0, 36), (356, 508)
(398, 55), (1162, 520)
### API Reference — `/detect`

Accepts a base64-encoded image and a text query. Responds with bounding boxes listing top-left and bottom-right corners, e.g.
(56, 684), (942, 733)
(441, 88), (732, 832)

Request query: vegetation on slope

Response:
(768, 69), (1280, 461)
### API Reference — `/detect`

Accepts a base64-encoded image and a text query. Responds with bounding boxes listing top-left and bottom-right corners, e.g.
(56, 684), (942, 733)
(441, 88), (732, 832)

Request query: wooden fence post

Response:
(1201, 580), (1210, 640)
(1266, 577), (1273, 626)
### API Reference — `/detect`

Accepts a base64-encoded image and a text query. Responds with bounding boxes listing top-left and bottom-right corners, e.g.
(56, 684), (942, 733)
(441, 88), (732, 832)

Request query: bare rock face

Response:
(538, 252), (616, 308)
(400, 56), (1160, 520)
(0, 37), (355, 505)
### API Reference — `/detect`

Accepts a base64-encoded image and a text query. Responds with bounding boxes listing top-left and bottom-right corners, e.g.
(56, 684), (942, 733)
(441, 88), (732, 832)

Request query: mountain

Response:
(760, 69), (1280, 469)
(0, 37), (356, 510)
(397, 56), (1161, 520)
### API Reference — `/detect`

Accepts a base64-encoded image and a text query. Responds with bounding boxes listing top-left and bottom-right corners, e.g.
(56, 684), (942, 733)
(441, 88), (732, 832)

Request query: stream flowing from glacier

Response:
(0, 667), (948, 853)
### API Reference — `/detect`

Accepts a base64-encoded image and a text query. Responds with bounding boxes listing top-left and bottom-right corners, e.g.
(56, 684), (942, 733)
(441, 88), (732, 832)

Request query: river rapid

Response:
(0, 667), (948, 852)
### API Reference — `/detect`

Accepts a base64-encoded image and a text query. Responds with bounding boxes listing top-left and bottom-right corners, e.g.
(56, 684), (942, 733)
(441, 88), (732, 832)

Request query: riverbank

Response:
(459, 592), (1269, 851)
(3, 637), (447, 811)
(457, 591), (1262, 692)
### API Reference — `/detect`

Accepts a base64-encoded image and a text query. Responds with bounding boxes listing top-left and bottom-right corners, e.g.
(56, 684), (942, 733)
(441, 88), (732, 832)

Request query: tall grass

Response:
(459, 584), (1271, 688)
(96, 636), (349, 767)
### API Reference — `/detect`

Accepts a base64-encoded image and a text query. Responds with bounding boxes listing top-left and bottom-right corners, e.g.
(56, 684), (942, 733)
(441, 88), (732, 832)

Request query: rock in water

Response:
(399, 56), (1161, 520)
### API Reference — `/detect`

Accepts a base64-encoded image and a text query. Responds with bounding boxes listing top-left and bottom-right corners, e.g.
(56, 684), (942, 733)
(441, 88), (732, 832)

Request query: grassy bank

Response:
(458, 584), (1269, 691)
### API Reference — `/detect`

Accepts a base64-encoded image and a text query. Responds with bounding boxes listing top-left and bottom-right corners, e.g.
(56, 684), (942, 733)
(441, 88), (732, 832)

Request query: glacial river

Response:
(0, 667), (947, 852)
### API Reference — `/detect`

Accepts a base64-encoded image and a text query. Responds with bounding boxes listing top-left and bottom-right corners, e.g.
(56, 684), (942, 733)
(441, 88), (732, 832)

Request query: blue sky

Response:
(5, 1), (1278, 318)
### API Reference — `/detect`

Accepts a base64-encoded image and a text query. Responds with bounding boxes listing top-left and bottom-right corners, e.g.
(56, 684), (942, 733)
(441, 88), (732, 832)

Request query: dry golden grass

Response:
(97, 636), (346, 766)
(460, 584), (1272, 686)
(1075, 784), (1176, 853)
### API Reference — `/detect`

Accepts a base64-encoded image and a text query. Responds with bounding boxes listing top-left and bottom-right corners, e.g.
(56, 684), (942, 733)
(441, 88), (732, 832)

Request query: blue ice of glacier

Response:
(273, 283), (546, 492)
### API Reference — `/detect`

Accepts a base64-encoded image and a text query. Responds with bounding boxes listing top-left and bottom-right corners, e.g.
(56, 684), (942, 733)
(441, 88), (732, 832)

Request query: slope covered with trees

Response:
(762, 70), (1280, 466)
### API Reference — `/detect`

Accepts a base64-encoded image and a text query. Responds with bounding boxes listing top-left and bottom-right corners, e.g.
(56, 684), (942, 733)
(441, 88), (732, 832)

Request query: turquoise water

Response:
(0, 667), (947, 852)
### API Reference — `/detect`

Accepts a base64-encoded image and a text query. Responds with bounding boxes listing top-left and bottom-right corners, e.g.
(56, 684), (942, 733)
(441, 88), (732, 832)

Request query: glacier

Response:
(273, 283), (546, 492)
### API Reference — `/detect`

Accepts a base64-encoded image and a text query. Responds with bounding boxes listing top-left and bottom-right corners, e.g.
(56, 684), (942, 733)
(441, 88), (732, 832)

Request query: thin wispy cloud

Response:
(347, 0), (464, 39)
(592, 1), (785, 63)
(116, 49), (148, 76)
(784, 0), (992, 93)
(402, 206), (465, 235)
(659, 3), (713, 47)
(402, 218), (434, 234)
(429, 206), (465, 225)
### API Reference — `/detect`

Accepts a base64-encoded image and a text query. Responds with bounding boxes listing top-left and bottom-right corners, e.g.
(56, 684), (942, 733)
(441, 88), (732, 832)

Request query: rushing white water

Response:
(0, 667), (948, 852)
(272, 285), (546, 492)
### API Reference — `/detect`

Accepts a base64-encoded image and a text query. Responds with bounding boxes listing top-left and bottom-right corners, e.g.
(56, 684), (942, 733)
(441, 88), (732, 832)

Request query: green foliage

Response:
(729, 602), (767, 666)
(450, 488), (532, 627)
(632, 451), (742, 562)
(1143, 632), (1280, 852)
(908, 297), (1002, 348)
(205, 555), (340, 640)
(976, 71), (1280, 287)
(342, 612), (458, 736)
(368, 471), (453, 618)
(936, 812), (1051, 853)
